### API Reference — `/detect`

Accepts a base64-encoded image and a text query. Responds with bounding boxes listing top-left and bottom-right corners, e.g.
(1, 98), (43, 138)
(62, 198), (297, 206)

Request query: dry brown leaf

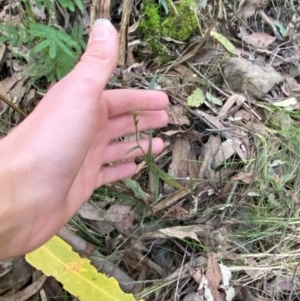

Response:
(187, 266), (203, 284)
(205, 253), (223, 301)
(158, 225), (209, 241)
(106, 204), (135, 231)
(143, 225), (213, 241)
(281, 76), (300, 96)
(43, 276), (66, 301)
(188, 150), (200, 179)
(234, 109), (251, 121)
(164, 206), (189, 219)
(166, 105), (190, 125)
(0, 257), (33, 295)
(0, 274), (47, 301)
(124, 250), (165, 276)
(213, 140), (236, 167)
(164, 137), (190, 193)
(78, 202), (103, 221)
(243, 257), (261, 279)
(0, 260), (12, 277)
(266, 275), (300, 296)
(238, 0), (267, 19)
(242, 32), (276, 49)
(0, 5), (21, 25)
(0, 73), (24, 97)
(145, 189), (189, 217)
(198, 135), (221, 178)
(218, 94), (239, 117)
(232, 172), (254, 184)
(24, 89), (36, 107)
(172, 64), (201, 83)
(162, 129), (203, 142)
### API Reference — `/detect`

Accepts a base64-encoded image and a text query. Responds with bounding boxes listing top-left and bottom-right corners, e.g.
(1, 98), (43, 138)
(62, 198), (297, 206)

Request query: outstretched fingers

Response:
(103, 138), (164, 164)
(106, 110), (169, 140)
(97, 162), (137, 186)
(103, 89), (169, 117)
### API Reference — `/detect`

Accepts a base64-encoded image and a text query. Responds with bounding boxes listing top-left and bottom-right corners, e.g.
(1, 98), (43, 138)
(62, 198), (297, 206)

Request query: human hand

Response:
(0, 19), (168, 259)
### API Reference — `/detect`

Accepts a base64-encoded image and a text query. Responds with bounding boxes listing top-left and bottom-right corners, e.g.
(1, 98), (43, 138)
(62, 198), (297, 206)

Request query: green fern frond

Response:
(28, 23), (78, 57)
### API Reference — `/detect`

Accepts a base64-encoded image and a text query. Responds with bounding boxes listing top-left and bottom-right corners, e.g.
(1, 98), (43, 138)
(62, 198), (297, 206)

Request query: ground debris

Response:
(2, 0), (300, 300)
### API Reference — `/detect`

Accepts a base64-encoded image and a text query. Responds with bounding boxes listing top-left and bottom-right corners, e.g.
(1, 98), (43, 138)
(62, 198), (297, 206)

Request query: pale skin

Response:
(0, 19), (169, 259)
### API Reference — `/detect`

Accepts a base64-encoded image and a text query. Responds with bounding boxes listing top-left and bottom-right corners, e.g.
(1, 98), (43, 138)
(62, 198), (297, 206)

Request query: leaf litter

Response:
(2, 0), (300, 300)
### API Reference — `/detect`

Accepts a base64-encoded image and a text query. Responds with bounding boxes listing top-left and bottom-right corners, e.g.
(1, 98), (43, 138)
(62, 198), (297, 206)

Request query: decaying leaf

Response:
(172, 64), (201, 83)
(0, 259), (12, 277)
(150, 225), (210, 241)
(243, 257), (260, 279)
(1, 274), (47, 301)
(238, 0), (267, 19)
(166, 104), (190, 125)
(242, 32), (276, 49)
(198, 135), (221, 178)
(106, 204), (135, 231)
(164, 137), (190, 193)
(219, 264), (235, 301)
(204, 253), (223, 301)
(159, 226), (203, 241)
(78, 202), (104, 221)
(0, 257), (34, 295)
(213, 140), (236, 168)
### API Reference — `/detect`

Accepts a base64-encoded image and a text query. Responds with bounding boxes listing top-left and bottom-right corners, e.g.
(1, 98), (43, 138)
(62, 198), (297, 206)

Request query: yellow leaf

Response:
(210, 30), (238, 56)
(187, 88), (205, 107)
(26, 236), (143, 301)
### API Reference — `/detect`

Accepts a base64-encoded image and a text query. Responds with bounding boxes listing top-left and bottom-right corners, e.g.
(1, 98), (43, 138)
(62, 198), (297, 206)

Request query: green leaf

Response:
(148, 74), (157, 90)
(206, 92), (222, 106)
(26, 236), (143, 301)
(187, 88), (205, 107)
(122, 178), (148, 201)
(49, 42), (57, 59)
(33, 39), (51, 53)
(273, 21), (287, 38)
(147, 161), (185, 190)
(74, 0), (84, 10)
(210, 30), (238, 56)
(159, 0), (168, 14)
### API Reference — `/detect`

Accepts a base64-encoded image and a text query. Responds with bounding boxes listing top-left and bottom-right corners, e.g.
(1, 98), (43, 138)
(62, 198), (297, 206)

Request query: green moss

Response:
(139, 0), (199, 59)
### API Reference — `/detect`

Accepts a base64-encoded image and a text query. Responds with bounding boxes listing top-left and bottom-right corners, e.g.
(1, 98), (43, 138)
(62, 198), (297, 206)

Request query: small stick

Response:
(118, 0), (132, 66)
(0, 93), (27, 117)
(187, 62), (230, 98)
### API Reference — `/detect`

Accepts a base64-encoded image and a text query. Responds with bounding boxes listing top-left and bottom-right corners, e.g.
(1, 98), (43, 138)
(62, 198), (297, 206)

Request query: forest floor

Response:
(1, 0), (300, 300)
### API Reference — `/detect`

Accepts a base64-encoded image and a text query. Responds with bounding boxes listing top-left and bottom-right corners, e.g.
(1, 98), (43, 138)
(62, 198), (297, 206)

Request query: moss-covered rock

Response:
(139, 0), (199, 59)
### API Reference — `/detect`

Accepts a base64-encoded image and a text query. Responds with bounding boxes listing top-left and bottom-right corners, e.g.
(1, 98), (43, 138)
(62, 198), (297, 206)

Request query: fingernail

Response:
(90, 19), (112, 41)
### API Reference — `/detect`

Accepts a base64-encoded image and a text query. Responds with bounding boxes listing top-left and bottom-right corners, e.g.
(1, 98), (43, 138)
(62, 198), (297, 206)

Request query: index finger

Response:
(102, 89), (169, 117)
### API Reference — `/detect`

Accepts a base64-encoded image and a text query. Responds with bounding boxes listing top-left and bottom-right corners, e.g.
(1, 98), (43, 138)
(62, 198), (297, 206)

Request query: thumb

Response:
(69, 19), (119, 92)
